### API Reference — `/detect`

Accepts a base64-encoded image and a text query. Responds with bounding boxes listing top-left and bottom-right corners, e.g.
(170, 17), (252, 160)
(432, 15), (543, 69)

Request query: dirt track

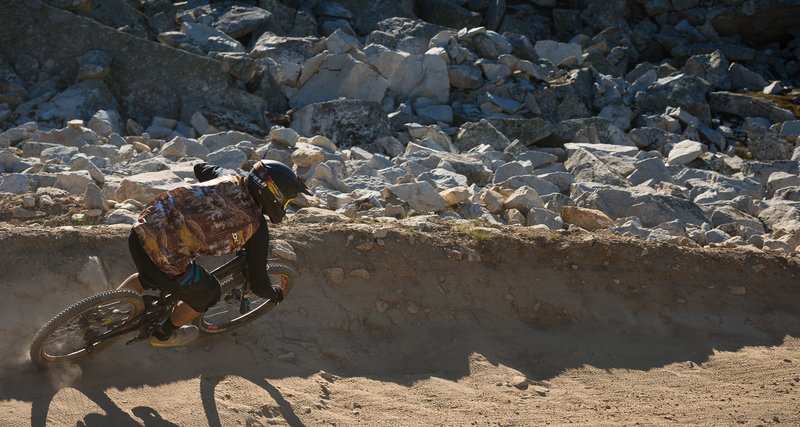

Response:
(1, 222), (799, 426)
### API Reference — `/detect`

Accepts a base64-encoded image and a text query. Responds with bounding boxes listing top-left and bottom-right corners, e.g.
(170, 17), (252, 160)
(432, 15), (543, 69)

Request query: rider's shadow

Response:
(199, 373), (304, 427)
(24, 349), (303, 427)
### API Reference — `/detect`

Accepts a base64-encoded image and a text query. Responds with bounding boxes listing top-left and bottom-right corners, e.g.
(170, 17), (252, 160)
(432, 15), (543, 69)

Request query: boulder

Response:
(386, 49), (449, 104)
(560, 206), (613, 230)
(290, 99), (392, 148)
(290, 53), (388, 109)
(114, 170), (184, 204)
(381, 181), (447, 213)
(455, 119), (510, 152)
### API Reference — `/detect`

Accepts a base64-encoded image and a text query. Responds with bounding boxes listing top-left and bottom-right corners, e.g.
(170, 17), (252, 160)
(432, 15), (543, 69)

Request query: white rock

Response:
(269, 126), (299, 148)
(534, 40), (583, 66)
(667, 140), (703, 166)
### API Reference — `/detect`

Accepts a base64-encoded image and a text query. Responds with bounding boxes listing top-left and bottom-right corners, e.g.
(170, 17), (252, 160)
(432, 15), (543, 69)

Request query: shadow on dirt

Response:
(1, 224), (799, 425)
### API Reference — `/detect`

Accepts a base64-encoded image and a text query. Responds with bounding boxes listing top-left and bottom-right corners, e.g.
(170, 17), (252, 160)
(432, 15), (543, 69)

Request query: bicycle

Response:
(29, 251), (296, 368)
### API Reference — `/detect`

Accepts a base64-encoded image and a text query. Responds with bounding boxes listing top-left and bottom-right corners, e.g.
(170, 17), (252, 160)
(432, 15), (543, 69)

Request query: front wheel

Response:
(195, 262), (296, 334)
(29, 289), (145, 368)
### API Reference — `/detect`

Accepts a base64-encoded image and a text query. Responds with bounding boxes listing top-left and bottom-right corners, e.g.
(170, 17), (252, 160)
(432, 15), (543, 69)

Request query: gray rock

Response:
(417, 168), (469, 191)
(758, 201), (800, 233)
(326, 28), (361, 55)
(704, 228), (732, 244)
(207, 146), (247, 170)
(496, 174), (561, 196)
(514, 150), (557, 169)
(681, 50), (731, 90)
(54, 170), (94, 195)
(666, 140), (703, 166)
(766, 172), (800, 197)
(0, 173), (30, 194)
(741, 160), (799, 186)
(571, 182), (709, 227)
(486, 118), (554, 147)
(628, 157), (673, 185)
(728, 63), (768, 91)
(181, 21), (245, 54)
(746, 121), (793, 161)
(493, 162), (530, 184)
(70, 154), (105, 184)
(105, 208), (139, 225)
(710, 205), (765, 233)
(504, 186), (544, 213)
(115, 170), (184, 204)
(251, 32), (326, 64)
(342, 174), (390, 192)
(416, 105), (453, 124)
(537, 171), (574, 194)
(198, 3), (272, 40)
(0, 149), (32, 173)
(83, 182), (108, 211)
(772, 186), (800, 201)
(386, 50), (449, 105)
(291, 99), (392, 148)
(448, 63), (484, 90)
(564, 148), (630, 187)
(708, 92), (796, 123)
(456, 119), (510, 152)
(629, 127), (684, 151)
(381, 180), (447, 213)
(40, 146), (79, 164)
(160, 137), (188, 158)
(363, 43), (409, 79)
(635, 73), (712, 124)
(127, 157), (169, 174)
(198, 131), (263, 153)
(33, 80), (120, 127)
(87, 109), (122, 136)
(291, 53), (388, 109)
(780, 120), (800, 138)
(534, 40), (583, 66)
(556, 117), (634, 146)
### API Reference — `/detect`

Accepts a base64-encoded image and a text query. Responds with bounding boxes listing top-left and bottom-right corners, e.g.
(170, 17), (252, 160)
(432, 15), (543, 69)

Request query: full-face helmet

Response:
(246, 160), (311, 223)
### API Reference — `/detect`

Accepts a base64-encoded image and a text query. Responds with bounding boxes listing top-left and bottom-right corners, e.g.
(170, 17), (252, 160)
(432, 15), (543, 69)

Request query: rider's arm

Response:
(245, 216), (283, 301)
(193, 162), (238, 182)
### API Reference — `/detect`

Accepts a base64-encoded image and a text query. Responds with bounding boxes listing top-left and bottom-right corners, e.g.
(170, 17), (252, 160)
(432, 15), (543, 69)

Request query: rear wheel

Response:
(29, 289), (145, 368)
(195, 262), (296, 334)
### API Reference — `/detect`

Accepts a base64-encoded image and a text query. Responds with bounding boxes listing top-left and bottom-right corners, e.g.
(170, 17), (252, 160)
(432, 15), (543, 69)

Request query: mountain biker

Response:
(117, 160), (311, 347)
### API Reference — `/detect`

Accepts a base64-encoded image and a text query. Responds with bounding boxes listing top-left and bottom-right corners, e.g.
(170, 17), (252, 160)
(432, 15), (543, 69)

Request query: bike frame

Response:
(83, 253), (249, 353)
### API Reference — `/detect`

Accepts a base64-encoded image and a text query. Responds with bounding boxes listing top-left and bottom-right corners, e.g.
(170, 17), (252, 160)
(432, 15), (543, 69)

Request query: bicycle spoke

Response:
(40, 300), (138, 359)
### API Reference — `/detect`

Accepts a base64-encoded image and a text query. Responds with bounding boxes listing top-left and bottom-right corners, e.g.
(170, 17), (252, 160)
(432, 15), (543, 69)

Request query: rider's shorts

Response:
(128, 230), (221, 313)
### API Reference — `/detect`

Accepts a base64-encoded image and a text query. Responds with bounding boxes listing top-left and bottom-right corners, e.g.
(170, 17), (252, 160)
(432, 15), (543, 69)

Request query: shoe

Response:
(148, 325), (199, 347)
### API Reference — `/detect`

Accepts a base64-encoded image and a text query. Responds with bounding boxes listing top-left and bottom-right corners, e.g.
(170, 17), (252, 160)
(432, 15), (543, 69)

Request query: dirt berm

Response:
(0, 222), (798, 425)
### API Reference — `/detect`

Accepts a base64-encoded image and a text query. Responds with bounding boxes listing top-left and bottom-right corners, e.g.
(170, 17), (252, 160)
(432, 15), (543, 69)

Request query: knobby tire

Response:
(29, 289), (145, 368)
(195, 262), (296, 334)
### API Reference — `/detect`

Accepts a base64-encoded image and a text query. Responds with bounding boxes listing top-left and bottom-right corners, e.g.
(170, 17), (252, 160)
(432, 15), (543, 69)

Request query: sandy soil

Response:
(0, 218), (798, 426)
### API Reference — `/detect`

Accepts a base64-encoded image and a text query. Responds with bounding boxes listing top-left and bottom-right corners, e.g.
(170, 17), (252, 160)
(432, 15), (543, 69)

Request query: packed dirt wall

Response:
(0, 222), (798, 425)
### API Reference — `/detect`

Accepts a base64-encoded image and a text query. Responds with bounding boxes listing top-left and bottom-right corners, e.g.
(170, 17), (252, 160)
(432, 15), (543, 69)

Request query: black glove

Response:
(269, 284), (284, 303)
(253, 280), (284, 302)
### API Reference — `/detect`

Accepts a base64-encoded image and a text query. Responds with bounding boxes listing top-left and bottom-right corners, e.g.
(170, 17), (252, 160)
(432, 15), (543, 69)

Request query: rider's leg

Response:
(116, 273), (144, 294)
(169, 301), (200, 326)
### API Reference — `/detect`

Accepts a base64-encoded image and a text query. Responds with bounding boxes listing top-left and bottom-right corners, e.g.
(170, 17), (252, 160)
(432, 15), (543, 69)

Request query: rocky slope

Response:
(0, 0), (799, 258)
(1, 2), (800, 423)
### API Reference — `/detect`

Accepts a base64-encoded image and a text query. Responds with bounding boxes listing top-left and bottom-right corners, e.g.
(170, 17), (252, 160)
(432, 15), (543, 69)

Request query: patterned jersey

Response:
(133, 175), (264, 275)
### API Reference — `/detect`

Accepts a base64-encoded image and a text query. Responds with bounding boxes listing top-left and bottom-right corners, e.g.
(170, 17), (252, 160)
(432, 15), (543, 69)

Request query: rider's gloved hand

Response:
(270, 284), (284, 302)
(253, 280), (284, 302)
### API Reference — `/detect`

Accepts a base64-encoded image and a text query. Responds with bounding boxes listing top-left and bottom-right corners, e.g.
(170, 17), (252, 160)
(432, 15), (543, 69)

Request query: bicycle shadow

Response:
(8, 304), (799, 427)
(20, 354), (303, 427)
